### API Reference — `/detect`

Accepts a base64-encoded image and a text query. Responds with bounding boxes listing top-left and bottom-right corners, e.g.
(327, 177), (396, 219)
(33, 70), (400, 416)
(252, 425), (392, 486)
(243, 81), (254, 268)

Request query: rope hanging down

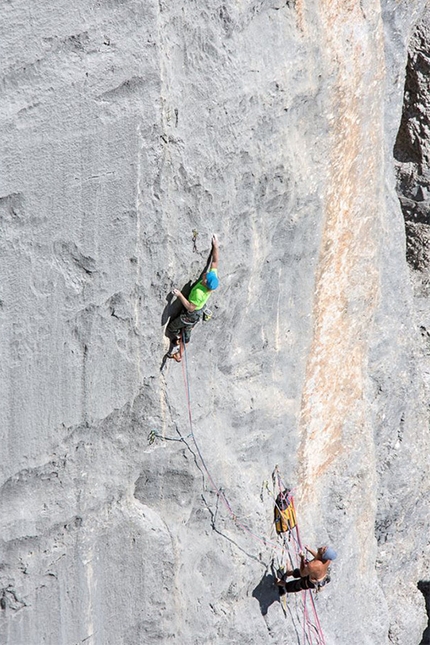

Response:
(177, 333), (326, 644)
(272, 468), (326, 645)
(180, 332), (275, 549)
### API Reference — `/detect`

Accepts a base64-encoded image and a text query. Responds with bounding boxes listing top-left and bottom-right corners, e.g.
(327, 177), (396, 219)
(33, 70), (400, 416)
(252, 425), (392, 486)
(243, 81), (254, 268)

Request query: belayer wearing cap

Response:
(167, 235), (219, 362)
(275, 545), (337, 594)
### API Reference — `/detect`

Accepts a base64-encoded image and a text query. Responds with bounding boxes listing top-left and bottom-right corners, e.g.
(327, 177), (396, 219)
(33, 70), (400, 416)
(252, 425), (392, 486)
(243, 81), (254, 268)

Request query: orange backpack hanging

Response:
(274, 489), (296, 534)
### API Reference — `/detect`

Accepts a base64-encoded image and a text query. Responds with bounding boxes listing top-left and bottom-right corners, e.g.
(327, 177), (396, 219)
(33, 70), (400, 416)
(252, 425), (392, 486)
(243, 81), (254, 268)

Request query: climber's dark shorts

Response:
(279, 569), (316, 594)
(167, 309), (201, 343)
(285, 575), (315, 593)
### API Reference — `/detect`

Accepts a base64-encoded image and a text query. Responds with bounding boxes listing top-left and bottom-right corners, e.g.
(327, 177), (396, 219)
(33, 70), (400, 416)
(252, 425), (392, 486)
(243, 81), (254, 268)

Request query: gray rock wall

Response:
(376, 4), (430, 644)
(1, 1), (429, 644)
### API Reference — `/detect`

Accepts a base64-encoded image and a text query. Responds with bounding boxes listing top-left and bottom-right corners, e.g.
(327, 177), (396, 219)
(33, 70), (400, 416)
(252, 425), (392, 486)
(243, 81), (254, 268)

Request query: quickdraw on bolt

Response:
(192, 229), (198, 253)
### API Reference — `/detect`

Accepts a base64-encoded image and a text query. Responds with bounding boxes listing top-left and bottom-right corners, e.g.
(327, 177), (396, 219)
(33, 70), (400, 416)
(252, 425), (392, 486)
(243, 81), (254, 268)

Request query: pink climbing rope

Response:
(274, 474), (326, 645)
(178, 337), (327, 645)
(180, 333), (279, 550)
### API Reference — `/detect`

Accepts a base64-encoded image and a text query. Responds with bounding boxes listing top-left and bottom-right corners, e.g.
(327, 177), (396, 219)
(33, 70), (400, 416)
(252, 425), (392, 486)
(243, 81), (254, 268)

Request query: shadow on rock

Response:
(252, 571), (280, 617)
(161, 281), (192, 330)
(418, 580), (430, 645)
(160, 282), (192, 370)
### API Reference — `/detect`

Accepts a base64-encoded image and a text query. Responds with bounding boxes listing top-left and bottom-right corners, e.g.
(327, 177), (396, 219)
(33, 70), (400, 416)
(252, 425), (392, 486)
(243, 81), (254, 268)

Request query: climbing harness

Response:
(313, 575), (331, 592)
(180, 310), (200, 326)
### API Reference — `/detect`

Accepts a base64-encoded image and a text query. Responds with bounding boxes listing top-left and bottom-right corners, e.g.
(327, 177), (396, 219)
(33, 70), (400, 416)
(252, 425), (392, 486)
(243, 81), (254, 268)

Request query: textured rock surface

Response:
(1, 1), (430, 644)
(391, 11), (430, 643)
(395, 9), (430, 275)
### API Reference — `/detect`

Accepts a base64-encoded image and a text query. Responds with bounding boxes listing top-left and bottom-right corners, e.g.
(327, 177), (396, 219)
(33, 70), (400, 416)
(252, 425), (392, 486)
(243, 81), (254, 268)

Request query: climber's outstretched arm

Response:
(305, 545), (318, 559)
(210, 235), (219, 270)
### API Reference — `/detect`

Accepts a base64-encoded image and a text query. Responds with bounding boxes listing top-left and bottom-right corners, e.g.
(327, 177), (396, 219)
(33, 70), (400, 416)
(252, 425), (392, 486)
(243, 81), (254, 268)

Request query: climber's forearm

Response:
(173, 289), (196, 312)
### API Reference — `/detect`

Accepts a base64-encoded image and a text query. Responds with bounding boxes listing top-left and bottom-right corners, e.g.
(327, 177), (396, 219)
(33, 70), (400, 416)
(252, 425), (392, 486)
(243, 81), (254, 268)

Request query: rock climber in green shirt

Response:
(167, 235), (219, 361)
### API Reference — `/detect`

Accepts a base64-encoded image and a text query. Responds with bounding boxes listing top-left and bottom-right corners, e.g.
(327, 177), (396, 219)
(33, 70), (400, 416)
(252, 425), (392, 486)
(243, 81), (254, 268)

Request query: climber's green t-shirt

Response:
(189, 269), (217, 310)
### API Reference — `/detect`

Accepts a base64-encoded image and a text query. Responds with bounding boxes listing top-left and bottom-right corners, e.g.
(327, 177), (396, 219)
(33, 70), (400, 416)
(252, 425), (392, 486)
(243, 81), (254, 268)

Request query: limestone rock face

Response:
(395, 9), (430, 291)
(1, 1), (429, 644)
